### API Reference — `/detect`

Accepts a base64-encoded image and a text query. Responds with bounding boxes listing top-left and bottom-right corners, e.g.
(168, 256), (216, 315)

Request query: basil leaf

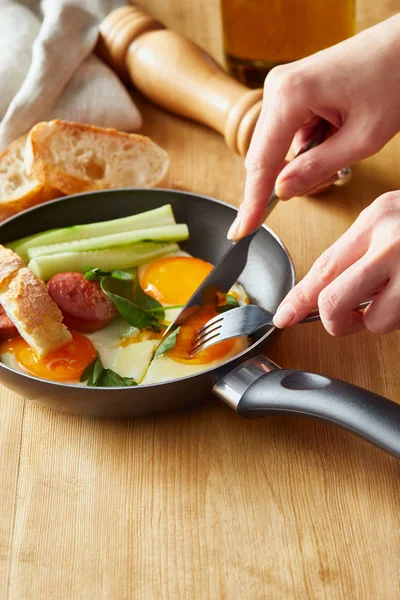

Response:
(85, 266), (135, 281)
(91, 355), (104, 385)
(101, 277), (155, 329)
(155, 327), (180, 357)
(132, 271), (165, 320)
(97, 369), (137, 387)
(80, 358), (96, 382)
(87, 267), (165, 328)
(81, 353), (137, 387)
(110, 269), (135, 281)
(218, 294), (240, 313)
(80, 353), (104, 385)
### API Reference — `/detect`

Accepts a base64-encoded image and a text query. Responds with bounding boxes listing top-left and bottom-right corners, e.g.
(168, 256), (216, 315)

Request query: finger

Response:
(291, 116), (324, 154)
(362, 277), (400, 334)
(227, 100), (311, 240)
(276, 119), (366, 200)
(273, 218), (371, 328)
(292, 120), (338, 156)
(316, 254), (390, 336)
(300, 173), (339, 196)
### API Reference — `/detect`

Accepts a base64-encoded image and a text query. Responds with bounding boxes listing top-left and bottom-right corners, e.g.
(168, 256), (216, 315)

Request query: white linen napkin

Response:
(0, 0), (142, 151)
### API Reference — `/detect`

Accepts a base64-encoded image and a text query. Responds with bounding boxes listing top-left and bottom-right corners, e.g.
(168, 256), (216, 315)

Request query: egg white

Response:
(85, 317), (158, 384)
(0, 250), (251, 385)
(141, 336), (248, 384)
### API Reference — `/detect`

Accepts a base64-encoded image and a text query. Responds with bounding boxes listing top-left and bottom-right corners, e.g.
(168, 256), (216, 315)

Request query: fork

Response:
(191, 301), (372, 356)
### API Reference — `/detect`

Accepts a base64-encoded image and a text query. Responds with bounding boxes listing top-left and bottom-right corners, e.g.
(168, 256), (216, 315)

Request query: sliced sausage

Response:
(48, 272), (118, 333)
(0, 306), (18, 340)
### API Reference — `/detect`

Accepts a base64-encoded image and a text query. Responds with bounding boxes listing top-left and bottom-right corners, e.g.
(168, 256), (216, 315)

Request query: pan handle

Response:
(213, 357), (400, 458)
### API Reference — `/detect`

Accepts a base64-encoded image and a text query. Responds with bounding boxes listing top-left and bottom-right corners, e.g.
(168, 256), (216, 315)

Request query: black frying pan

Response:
(1, 189), (400, 458)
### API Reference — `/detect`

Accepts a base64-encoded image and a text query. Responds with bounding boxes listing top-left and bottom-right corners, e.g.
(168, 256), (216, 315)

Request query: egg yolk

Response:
(0, 331), (96, 383)
(167, 305), (236, 365)
(139, 256), (213, 305)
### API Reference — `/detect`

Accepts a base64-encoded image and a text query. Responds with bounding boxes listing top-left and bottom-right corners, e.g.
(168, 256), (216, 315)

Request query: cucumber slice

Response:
(11, 204), (176, 261)
(27, 242), (180, 281)
(7, 230), (56, 252)
(27, 224), (189, 259)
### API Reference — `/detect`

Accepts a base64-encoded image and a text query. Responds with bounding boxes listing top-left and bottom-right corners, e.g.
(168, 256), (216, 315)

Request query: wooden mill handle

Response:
(96, 4), (263, 156)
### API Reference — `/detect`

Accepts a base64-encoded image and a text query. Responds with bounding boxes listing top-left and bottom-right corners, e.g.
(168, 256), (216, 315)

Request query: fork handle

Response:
(301, 300), (372, 324)
(235, 368), (400, 458)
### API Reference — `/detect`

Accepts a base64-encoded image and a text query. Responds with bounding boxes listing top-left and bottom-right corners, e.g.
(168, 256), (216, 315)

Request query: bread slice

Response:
(25, 120), (169, 196)
(0, 136), (61, 222)
(0, 246), (71, 358)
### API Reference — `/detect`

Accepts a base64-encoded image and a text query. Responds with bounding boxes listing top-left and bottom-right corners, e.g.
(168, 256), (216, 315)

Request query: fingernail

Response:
(273, 303), (296, 328)
(276, 175), (304, 200)
(227, 216), (242, 240)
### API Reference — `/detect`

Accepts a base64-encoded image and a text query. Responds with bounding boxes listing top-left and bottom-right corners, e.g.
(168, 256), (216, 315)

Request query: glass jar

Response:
(221, 0), (356, 87)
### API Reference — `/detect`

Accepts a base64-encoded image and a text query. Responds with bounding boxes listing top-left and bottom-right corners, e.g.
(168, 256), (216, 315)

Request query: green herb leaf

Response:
(79, 353), (104, 385)
(101, 277), (156, 329)
(87, 267), (165, 329)
(80, 353), (137, 387)
(155, 327), (181, 357)
(91, 355), (104, 385)
(217, 294), (240, 313)
(150, 304), (183, 313)
(97, 369), (137, 387)
(132, 271), (165, 320)
(84, 266), (135, 281)
(80, 358), (96, 382)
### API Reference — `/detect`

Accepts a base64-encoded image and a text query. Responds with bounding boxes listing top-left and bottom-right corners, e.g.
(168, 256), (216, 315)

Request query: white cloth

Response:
(0, 0), (142, 151)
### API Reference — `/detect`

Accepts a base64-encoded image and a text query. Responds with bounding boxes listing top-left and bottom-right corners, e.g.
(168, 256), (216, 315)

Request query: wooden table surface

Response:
(1, 1), (400, 598)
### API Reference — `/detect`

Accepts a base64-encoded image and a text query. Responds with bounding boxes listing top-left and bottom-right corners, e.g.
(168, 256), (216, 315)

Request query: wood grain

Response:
(1, 1), (400, 599)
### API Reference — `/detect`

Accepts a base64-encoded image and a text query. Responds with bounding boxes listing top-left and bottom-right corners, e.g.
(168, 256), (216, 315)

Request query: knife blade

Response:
(156, 228), (260, 345)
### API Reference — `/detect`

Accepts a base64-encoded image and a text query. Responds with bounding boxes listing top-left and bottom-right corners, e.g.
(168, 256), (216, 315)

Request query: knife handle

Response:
(96, 4), (262, 156)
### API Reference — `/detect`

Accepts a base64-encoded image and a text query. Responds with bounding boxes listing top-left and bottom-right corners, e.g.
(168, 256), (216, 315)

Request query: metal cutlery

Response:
(191, 301), (372, 356)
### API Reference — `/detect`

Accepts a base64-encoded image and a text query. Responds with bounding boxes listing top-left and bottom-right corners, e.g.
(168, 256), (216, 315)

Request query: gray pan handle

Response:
(239, 370), (400, 457)
(213, 357), (400, 458)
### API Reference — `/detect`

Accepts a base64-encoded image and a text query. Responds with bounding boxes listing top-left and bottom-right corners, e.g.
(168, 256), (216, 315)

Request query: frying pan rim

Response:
(0, 188), (296, 390)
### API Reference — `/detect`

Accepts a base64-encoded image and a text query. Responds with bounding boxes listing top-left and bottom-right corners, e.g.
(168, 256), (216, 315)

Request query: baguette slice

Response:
(0, 246), (72, 358)
(25, 120), (169, 196)
(0, 136), (61, 222)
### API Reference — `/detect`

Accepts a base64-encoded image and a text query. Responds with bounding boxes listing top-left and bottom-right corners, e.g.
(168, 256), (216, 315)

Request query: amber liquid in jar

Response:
(221, 0), (356, 87)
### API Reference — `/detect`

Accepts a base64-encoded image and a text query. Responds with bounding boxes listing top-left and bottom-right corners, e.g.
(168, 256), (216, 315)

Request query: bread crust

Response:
(0, 136), (61, 221)
(0, 246), (72, 358)
(25, 120), (169, 195)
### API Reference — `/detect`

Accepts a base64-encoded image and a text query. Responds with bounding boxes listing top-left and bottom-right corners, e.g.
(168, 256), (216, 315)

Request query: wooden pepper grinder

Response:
(96, 4), (263, 156)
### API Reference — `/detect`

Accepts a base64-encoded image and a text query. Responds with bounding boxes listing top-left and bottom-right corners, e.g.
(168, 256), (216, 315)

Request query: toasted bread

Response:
(0, 136), (61, 222)
(25, 120), (169, 196)
(0, 246), (71, 358)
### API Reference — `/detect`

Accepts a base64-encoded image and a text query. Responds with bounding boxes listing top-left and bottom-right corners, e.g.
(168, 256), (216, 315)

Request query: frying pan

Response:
(1, 189), (400, 458)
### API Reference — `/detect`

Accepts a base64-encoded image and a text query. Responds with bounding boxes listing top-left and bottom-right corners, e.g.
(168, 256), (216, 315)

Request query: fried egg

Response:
(138, 251), (249, 384)
(0, 251), (250, 385)
(0, 331), (97, 383)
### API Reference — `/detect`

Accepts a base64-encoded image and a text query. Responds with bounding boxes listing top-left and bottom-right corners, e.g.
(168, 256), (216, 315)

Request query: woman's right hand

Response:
(228, 14), (400, 240)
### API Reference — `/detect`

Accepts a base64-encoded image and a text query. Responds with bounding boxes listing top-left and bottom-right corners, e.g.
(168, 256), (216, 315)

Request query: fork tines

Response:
(190, 313), (224, 356)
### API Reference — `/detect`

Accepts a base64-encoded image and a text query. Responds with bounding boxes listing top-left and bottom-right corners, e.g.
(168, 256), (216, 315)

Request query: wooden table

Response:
(1, 1), (400, 598)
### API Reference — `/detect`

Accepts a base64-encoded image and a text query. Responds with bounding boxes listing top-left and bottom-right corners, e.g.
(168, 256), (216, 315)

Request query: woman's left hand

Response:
(273, 191), (400, 336)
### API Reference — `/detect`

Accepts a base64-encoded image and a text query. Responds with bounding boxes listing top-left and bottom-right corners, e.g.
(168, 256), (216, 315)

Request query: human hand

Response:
(272, 192), (400, 336)
(227, 14), (400, 240)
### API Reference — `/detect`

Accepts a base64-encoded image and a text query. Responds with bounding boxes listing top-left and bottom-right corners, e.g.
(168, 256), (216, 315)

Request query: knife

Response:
(155, 228), (260, 348)
(156, 119), (332, 347)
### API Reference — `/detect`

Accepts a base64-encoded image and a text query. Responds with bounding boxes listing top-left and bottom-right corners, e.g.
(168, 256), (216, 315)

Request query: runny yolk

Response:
(139, 256), (213, 305)
(167, 305), (236, 365)
(0, 331), (96, 383)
